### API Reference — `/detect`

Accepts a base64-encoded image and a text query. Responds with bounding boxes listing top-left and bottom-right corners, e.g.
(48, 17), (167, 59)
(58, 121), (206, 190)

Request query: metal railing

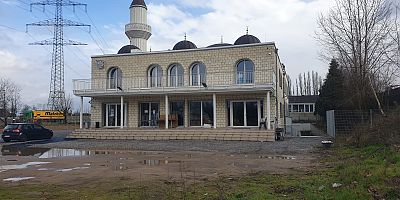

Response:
(73, 71), (275, 94)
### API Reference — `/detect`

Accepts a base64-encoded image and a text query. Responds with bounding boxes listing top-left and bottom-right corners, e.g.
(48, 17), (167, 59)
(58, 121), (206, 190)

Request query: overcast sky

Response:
(0, 0), (334, 110)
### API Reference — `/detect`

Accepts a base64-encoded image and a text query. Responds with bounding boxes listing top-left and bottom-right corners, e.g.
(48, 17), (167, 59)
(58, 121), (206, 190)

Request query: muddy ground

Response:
(0, 134), (325, 186)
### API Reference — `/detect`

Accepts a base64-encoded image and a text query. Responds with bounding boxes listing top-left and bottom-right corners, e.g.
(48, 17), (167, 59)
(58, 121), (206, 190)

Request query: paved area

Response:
(1, 132), (327, 155)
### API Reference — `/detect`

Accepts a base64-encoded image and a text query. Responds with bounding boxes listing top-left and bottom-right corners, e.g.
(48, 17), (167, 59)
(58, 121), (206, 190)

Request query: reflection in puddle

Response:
(259, 156), (296, 160)
(1, 146), (157, 159)
(3, 177), (35, 182)
(142, 160), (182, 166)
(0, 162), (51, 170)
(56, 167), (89, 172)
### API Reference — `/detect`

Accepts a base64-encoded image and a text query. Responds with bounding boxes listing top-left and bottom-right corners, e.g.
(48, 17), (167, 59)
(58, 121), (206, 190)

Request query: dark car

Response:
(1, 123), (53, 143)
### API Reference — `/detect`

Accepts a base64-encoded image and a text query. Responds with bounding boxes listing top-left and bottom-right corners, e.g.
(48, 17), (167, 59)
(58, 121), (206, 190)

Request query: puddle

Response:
(0, 162), (51, 170)
(3, 177), (35, 182)
(56, 167), (89, 172)
(141, 160), (182, 166)
(259, 156), (296, 160)
(1, 146), (157, 159)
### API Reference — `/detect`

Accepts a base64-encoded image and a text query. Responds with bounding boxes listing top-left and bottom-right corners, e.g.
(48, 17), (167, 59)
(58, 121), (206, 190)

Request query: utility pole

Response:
(26, 0), (90, 110)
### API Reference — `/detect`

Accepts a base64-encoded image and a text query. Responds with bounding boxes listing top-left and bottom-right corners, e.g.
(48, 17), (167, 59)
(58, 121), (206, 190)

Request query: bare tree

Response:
(0, 77), (22, 126)
(316, 0), (399, 114)
(60, 94), (73, 124)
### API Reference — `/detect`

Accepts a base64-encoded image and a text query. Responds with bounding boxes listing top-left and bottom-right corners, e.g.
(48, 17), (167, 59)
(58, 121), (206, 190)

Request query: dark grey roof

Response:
(130, 0), (147, 9)
(207, 43), (233, 48)
(118, 45), (140, 54)
(173, 40), (197, 50)
(234, 34), (261, 45)
(289, 95), (319, 104)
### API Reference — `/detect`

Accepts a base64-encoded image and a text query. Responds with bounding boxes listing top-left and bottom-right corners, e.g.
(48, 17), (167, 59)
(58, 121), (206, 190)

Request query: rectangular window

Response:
(293, 105), (299, 112)
(299, 105), (305, 112)
(189, 101), (214, 127)
(305, 105), (310, 113)
(310, 104), (314, 113)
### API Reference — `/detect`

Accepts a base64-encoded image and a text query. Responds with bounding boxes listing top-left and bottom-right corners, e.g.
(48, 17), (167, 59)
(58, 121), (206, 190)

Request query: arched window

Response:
(236, 59), (254, 84)
(148, 65), (163, 87)
(190, 63), (206, 86)
(108, 67), (122, 89)
(168, 64), (184, 87)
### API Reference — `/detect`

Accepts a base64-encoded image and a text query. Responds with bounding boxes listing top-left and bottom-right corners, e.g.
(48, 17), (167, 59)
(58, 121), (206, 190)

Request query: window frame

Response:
(236, 59), (255, 84)
(168, 64), (184, 87)
(107, 67), (122, 90)
(190, 62), (206, 86)
(148, 65), (163, 88)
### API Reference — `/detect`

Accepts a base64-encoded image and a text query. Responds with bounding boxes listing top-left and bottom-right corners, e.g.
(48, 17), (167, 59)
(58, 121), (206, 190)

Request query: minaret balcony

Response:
(125, 23), (152, 39)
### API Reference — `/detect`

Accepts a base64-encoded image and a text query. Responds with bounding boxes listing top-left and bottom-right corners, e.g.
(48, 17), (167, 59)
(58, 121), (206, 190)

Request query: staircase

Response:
(68, 128), (275, 142)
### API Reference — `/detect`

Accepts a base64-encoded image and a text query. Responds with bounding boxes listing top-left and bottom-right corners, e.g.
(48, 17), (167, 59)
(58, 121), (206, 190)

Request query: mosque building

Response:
(72, 0), (289, 141)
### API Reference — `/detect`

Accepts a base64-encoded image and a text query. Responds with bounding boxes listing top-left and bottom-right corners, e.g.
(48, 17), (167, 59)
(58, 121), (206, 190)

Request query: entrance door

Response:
(106, 104), (126, 127)
(170, 101), (184, 127)
(140, 103), (160, 127)
(230, 101), (260, 127)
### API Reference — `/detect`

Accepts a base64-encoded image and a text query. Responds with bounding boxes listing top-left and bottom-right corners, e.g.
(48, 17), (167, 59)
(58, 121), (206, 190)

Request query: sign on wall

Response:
(33, 110), (65, 120)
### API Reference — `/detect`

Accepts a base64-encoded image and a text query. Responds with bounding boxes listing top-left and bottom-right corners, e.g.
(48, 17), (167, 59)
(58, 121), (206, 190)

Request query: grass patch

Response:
(0, 145), (399, 200)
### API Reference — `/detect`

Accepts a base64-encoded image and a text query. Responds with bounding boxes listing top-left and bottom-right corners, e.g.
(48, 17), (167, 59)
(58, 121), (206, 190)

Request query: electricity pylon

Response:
(27, 0), (90, 110)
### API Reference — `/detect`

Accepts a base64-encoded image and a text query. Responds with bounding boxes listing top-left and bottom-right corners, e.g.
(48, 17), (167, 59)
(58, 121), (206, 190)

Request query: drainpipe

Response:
(275, 48), (279, 129)
(283, 67), (287, 135)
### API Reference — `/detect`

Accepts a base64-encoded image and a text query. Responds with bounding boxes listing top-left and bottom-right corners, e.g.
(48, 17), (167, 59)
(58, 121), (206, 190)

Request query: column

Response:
(267, 91), (271, 130)
(213, 93), (217, 129)
(80, 96), (83, 129)
(120, 96), (124, 129)
(165, 95), (169, 129)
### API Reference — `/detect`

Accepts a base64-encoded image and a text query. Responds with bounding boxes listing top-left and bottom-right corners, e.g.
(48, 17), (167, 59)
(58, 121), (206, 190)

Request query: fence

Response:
(326, 109), (398, 138)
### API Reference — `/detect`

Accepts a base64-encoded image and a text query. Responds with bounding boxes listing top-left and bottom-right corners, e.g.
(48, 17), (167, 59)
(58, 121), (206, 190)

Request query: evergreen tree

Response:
(315, 59), (345, 118)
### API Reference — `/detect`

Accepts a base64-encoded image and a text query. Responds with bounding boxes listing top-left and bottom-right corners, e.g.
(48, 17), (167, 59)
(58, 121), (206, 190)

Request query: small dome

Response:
(207, 43), (233, 48)
(173, 40), (197, 50)
(118, 45), (140, 54)
(130, 0), (147, 9)
(234, 34), (261, 45)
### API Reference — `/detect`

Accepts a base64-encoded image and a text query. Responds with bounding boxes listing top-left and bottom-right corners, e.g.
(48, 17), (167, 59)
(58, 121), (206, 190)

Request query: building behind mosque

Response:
(72, 0), (289, 141)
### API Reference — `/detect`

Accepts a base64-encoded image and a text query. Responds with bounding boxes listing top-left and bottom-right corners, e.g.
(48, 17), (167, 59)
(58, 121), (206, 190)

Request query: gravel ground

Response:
(27, 137), (327, 155)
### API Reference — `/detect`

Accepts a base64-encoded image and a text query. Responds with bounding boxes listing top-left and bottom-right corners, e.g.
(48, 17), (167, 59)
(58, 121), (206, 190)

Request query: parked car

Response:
(1, 123), (53, 143)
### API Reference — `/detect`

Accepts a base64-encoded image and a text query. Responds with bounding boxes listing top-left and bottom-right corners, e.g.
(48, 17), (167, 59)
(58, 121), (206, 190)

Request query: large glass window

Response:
(107, 67), (122, 89)
(149, 65), (163, 87)
(189, 101), (214, 127)
(168, 64), (184, 87)
(229, 101), (262, 127)
(105, 103), (127, 127)
(190, 63), (206, 86)
(236, 60), (254, 84)
(140, 103), (159, 127)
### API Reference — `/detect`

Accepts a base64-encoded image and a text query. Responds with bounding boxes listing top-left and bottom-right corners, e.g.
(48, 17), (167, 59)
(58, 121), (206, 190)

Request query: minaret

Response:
(125, 0), (152, 51)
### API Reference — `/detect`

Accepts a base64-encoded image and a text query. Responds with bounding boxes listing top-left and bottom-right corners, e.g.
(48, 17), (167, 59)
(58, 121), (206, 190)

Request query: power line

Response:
(27, 0), (90, 110)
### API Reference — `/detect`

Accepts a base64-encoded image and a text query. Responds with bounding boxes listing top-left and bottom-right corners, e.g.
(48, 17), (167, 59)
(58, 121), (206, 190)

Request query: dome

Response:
(207, 43), (233, 48)
(173, 40), (197, 50)
(234, 34), (261, 45)
(130, 0), (147, 9)
(118, 45), (140, 54)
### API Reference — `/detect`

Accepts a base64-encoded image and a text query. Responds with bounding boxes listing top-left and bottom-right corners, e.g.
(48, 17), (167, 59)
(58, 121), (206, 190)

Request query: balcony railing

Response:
(73, 71), (275, 96)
